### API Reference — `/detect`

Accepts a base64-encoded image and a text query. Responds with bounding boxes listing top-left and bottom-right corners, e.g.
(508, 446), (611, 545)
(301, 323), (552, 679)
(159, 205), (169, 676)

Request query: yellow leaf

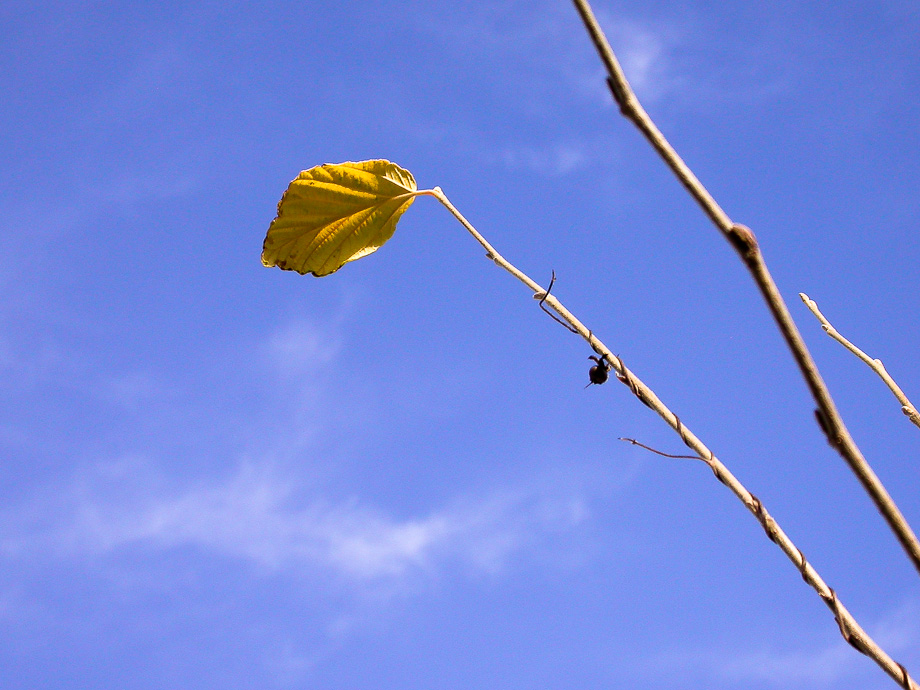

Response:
(261, 160), (419, 277)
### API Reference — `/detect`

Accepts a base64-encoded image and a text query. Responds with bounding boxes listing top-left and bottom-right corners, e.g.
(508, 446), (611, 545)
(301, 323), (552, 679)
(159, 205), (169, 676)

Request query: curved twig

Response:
(801, 293), (920, 430)
(538, 270), (580, 333)
(619, 437), (700, 460)
(569, 0), (920, 577)
(427, 185), (918, 690)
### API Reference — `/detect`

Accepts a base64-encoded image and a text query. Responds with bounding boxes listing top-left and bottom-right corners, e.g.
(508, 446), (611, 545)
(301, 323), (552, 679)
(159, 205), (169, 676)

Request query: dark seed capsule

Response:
(588, 356), (609, 386)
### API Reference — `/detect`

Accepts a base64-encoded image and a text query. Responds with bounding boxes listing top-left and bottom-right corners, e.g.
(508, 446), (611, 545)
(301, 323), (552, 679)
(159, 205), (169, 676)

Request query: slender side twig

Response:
(540, 270), (580, 333)
(619, 437), (700, 460)
(423, 185), (917, 690)
(570, 0), (920, 576)
(801, 293), (920, 430)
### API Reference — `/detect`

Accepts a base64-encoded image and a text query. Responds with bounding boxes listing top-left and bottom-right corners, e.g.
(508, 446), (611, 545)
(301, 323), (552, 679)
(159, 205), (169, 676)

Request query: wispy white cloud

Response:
(714, 642), (857, 686)
(1, 458), (589, 589)
(414, 3), (784, 116)
(84, 168), (201, 207)
(97, 371), (162, 408)
(647, 600), (919, 687)
(264, 319), (340, 379)
(399, 4), (687, 178)
(499, 141), (588, 176)
(409, 0), (675, 100)
(647, 641), (856, 687)
(872, 599), (919, 651)
(0, 309), (593, 663)
(583, 12), (686, 106)
(604, 19), (672, 100)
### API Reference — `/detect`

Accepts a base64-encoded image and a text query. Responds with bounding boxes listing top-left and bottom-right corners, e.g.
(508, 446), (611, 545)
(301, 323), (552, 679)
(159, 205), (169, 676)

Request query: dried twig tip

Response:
(618, 437), (700, 460)
(538, 270), (579, 333)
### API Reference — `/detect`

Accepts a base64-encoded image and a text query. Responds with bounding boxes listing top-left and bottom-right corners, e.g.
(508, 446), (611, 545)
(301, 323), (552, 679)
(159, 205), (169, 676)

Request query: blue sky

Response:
(2, 1), (919, 688)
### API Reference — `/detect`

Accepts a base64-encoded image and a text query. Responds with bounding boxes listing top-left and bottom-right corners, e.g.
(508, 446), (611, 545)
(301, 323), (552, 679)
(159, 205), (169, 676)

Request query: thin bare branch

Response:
(801, 293), (920, 430)
(426, 185), (918, 690)
(618, 437), (699, 459)
(570, 0), (920, 577)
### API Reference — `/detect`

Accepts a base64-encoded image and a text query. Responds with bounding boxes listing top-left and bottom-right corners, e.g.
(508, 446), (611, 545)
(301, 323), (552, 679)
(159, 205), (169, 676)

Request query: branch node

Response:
(700, 450), (723, 480)
(674, 415), (694, 451)
(897, 663), (913, 690)
(588, 332), (606, 357)
(795, 546), (810, 582)
(749, 495), (779, 543)
(813, 408), (835, 446)
(726, 223), (760, 261)
(605, 76), (629, 112)
(820, 588), (870, 657)
(613, 355), (651, 408)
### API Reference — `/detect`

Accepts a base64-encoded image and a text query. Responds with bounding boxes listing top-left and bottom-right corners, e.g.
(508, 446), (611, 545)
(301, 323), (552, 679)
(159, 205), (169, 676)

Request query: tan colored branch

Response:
(427, 186), (917, 690)
(801, 293), (920, 430)
(570, 0), (920, 578)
